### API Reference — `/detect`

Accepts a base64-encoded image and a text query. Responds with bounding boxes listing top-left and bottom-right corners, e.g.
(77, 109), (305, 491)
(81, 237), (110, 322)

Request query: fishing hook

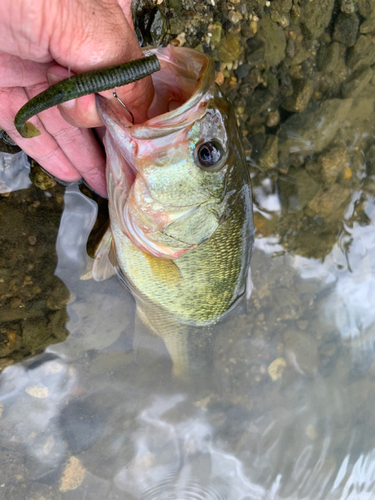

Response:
(113, 90), (135, 124)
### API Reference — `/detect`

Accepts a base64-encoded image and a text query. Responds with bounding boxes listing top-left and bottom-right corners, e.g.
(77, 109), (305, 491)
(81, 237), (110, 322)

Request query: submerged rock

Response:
(341, 67), (373, 98)
(299, 0), (335, 38)
(348, 35), (375, 70)
(333, 13), (359, 47)
(281, 78), (314, 113)
(278, 99), (352, 155)
(306, 184), (351, 218)
(316, 147), (351, 184)
(257, 16), (286, 67)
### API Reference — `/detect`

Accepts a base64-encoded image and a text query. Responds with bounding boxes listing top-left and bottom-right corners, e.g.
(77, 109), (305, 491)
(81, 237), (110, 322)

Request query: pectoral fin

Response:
(92, 228), (118, 281)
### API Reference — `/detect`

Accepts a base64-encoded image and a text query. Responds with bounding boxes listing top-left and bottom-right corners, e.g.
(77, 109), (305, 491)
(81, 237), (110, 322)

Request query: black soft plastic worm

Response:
(14, 54), (160, 138)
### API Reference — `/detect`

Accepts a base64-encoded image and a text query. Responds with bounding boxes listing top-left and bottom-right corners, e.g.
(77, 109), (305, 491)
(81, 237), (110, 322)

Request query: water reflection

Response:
(3, 131), (375, 499)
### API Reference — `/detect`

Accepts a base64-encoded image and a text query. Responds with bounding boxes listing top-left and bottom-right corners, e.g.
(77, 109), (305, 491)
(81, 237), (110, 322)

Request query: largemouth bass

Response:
(93, 46), (254, 376)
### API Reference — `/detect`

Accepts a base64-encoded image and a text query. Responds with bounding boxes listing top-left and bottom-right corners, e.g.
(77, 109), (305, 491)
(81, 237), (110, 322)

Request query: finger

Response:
(49, 0), (154, 123)
(23, 82), (108, 197)
(0, 85), (82, 182)
(0, 51), (51, 87)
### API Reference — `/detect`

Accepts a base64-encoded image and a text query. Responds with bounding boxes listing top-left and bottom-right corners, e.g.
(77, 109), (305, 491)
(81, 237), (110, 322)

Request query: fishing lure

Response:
(14, 54), (160, 138)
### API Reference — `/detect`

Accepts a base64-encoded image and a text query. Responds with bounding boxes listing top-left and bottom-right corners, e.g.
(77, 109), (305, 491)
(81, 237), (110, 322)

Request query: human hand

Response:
(0, 0), (154, 197)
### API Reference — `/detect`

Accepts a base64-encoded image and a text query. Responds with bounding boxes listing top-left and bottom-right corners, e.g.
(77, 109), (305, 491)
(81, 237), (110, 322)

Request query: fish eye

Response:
(196, 140), (224, 169)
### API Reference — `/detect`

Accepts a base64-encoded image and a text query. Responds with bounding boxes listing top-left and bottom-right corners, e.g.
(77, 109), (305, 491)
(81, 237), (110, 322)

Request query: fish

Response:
(93, 45), (254, 377)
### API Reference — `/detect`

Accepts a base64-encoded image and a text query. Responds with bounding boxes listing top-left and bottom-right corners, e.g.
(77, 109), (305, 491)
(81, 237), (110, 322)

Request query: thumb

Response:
(47, 0), (154, 124)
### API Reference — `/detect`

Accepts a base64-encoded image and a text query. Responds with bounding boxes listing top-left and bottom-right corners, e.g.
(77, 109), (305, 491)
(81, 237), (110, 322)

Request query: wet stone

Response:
(235, 64), (249, 81)
(256, 16), (286, 67)
(150, 8), (167, 45)
(316, 147), (351, 184)
(22, 317), (49, 349)
(281, 78), (314, 113)
(29, 163), (56, 190)
(360, 18), (375, 33)
(59, 399), (106, 453)
(341, 67), (373, 98)
(306, 184), (351, 218)
(292, 169), (320, 209)
(219, 32), (241, 63)
(46, 277), (70, 310)
(365, 143), (375, 175)
(278, 99), (353, 155)
(169, 18), (184, 35)
(258, 135), (279, 170)
(299, 0), (335, 39)
(341, 0), (357, 13)
(348, 35), (375, 71)
(358, 0), (375, 18)
(333, 13), (359, 47)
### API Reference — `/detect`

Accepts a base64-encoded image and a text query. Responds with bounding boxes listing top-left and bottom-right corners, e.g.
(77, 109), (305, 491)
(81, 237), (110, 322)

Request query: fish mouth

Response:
(97, 46), (217, 259)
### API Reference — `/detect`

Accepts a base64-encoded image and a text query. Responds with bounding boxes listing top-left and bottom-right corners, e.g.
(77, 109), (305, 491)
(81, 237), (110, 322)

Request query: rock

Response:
(306, 184), (351, 217)
(278, 99), (352, 155)
(358, 0), (375, 18)
(341, 67), (373, 98)
(228, 11), (241, 24)
(284, 329), (318, 376)
(46, 277), (70, 310)
(59, 457), (86, 492)
(256, 16), (286, 67)
(266, 109), (280, 127)
(169, 18), (184, 35)
(59, 398), (106, 452)
(29, 163), (56, 190)
(299, 0), (335, 39)
(348, 35), (375, 70)
(1, 307), (43, 323)
(219, 32), (241, 63)
(360, 18), (375, 32)
(341, 0), (357, 13)
(22, 317), (49, 349)
(293, 169), (321, 208)
(247, 133), (266, 160)
(317, 42), (340, 72)
(316, 147), (351, 184)
(235, 63), (249, 80)
(150, 7), (167, 45)
(258, 135), (279, 169)
(246, 88), (278, 115)
(281, 78), (314, 113)
(210, 22), (222, 46)
(268, 357), (287, 381)
(269, 0), (293, 13)
(333, 13), (359, 46)
(365, 143), (375, 175)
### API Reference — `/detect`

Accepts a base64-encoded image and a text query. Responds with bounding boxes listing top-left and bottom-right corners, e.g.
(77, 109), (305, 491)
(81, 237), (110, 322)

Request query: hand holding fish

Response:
(0, 0), (154, 197)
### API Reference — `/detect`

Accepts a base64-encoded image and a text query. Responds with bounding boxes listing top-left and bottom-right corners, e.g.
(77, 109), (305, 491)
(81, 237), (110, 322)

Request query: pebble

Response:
(215, 71), (224, 85)
(59, 457), (86, 492)
(28, 235), (37, 246)
(228, 11), (242, 24)
(25, 385), (49, 398)
(268, 357), (287, 381)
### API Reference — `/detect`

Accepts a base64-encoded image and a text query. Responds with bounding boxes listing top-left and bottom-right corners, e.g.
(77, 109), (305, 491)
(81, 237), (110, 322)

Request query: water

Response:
(2, 120), (375, 499)
(0, 135), (375, 500)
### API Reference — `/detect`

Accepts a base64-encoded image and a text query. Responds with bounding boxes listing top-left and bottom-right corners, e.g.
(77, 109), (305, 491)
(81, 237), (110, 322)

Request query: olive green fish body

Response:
(14, 55), (160, 138)
(93, 46), (254, 376)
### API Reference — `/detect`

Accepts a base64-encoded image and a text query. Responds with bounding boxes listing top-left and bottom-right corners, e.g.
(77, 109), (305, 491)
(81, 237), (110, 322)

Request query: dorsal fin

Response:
(92, 228), (118, 281)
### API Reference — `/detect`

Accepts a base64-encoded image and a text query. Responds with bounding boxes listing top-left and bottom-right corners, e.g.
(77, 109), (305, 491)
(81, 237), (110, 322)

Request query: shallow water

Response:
(2, 125), (375, 499)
